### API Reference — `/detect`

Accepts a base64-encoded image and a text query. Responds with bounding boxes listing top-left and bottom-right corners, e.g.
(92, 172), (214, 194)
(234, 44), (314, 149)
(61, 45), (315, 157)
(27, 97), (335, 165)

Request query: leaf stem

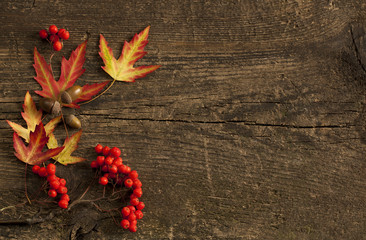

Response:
(79, 79), (116, 105)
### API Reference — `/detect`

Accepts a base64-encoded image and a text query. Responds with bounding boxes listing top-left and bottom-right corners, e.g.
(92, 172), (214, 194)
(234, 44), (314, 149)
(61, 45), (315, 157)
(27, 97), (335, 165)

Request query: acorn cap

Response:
(40, 98), (61, 116)
(60, 91), (72, 104)
(51, 100), (61, 115)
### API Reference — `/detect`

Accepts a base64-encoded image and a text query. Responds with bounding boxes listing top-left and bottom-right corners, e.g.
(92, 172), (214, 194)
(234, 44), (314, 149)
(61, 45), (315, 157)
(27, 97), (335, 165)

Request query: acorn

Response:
(39, 98), (61, 115)
(65, 114), (81, 129)
(60, 85), (82, 104)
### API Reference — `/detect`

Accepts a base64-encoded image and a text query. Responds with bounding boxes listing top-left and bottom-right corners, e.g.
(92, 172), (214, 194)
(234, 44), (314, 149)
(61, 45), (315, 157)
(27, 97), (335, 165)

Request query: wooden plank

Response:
(0, 0), (365, 239)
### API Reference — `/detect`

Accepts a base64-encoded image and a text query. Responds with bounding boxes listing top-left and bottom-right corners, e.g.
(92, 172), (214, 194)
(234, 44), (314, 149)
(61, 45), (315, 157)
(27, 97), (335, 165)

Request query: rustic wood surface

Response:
(0, 1), (365, 239)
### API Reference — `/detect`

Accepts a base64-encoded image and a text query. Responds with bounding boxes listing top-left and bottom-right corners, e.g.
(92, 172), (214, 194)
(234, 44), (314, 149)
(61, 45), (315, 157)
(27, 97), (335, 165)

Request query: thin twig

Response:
(25, 164), (31, 204)
(0, 201), (28, 212)
(60, 111), (69, 139)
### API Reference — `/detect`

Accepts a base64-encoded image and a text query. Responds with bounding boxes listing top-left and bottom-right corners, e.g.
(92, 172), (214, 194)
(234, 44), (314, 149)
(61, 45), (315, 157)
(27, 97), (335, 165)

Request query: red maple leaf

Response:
(13, 123), (64, 165)
(33, 41), (109, 108)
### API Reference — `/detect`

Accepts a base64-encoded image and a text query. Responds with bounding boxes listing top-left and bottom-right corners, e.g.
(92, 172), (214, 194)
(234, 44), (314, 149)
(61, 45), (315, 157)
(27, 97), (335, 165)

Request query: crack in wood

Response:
(81, 115), (348, 128)
(350, 25), (366, 74)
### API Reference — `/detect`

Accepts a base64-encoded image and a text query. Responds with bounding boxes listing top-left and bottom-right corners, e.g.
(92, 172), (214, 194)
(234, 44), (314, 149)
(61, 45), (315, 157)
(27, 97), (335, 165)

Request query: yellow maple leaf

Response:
(7, 91), (61, 142)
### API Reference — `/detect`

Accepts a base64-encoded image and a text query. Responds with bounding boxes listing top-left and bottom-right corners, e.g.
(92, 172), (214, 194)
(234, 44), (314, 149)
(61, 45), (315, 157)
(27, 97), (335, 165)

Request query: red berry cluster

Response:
(39, 25), (70, 51)
(32, 163), (70, 209)
(91, 144), (144, 232)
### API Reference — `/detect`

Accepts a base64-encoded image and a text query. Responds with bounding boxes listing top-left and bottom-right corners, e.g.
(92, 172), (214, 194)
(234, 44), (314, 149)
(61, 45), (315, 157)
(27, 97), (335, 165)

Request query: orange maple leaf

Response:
(99, 26), (161, 82)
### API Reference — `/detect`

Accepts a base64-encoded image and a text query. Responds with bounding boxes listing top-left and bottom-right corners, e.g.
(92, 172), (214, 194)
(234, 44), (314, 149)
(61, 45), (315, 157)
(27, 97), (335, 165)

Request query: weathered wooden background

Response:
(0, 1), (365, 239)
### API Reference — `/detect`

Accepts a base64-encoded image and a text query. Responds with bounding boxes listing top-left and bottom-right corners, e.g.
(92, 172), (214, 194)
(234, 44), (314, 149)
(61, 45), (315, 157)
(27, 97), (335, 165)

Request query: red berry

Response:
(58, 28), (65, 35)
(103, 173), (110, 178)
(53, 41), (62, 51)
(117, 165), (126, 174)
(136, 202), (145, 210)
(47, 174), (58, 182)
(58, 199), (68, 209)
(99, 176), (108, 185)
(58, 28), (69, 40)
(130, 197), (139, 206)
(49, 180), (60, 190)
(128, 213), (136, 221)
(61, 31), (69, 40)
(95, 144), (103, 154)
(90, 160), (98, 168)
(48, 189), (57, 198)
(128, 205), (136, 213)
(101, 165), (109, 172)
(39, 29), (48, 39)
(120, 219), (130, 229)
(60, 194), (70, 202)
(49, 25), (58, 34)
(59, 178), (66, 186)
(124, 179), (133, 188)
(124, 166), (131, 174)
(57, 186), (68, 194)
(113, 157), (123, 167)
(130, 194), (138, 199)
(128, 224), (137, 232)
(102, 146), (110, 156)
(133, 179), (142, 189)
(121, 207), (130, 217)
(118, 165), (131, 174)
(129, 170), (138, 180)
(110, 147), (121, 157)
(32, 165), (40, 174)
(130, 220), (137, 226)
(38, 167), (48, 177)
(135, 210), (143, 219)
(133, 188), (143, 198)
(96, 156), (105, 166)
(105, 156), (114, 165)
(49, 34), (59, 43)
(108, 164), (118, 174)
(46, 163), (56, 175)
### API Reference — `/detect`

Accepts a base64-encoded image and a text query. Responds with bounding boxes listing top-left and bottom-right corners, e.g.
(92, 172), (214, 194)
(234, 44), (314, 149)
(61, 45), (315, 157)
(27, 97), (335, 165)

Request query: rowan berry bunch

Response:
(32, 163), (70, 209)
(39, 24), (70, 51)
(91, 144), (145, 232)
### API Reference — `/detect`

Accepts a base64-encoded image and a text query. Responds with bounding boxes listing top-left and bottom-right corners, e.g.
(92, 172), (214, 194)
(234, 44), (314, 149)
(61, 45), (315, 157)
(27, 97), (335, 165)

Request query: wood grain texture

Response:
(1, 0), (366, 239)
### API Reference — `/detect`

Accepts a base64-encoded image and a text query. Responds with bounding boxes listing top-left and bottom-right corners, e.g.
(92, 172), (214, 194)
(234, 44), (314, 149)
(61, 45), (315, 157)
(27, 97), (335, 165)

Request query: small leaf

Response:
(49, 130), (85, 165)
(99, 26), (161, 82)
(13, 123), (64, 165)
(6, 91), (60, 142)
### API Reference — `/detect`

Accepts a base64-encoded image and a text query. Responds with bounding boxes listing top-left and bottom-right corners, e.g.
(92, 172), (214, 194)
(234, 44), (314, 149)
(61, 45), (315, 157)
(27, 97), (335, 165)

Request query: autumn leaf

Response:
(13, 123), (64, 165)
(6, 91), (61, 142)
(47, 130), (86, 165)
(99, 26), (161, 82)
(33, 41), (108, 108)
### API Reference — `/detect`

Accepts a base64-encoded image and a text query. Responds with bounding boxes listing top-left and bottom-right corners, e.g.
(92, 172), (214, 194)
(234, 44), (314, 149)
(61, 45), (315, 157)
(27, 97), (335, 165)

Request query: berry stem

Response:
(79, 78), (116, 105)
(24, 164), (32, 204)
